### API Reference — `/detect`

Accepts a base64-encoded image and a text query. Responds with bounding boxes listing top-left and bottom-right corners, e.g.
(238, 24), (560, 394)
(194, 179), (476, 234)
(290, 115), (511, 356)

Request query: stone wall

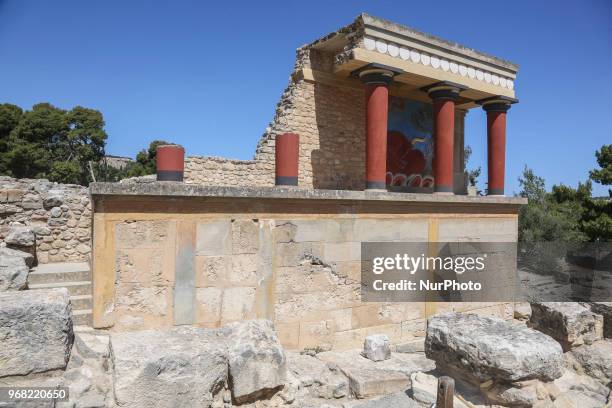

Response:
(184, 156), (273, 187)
(91, 184), (523, 351)
(0, 177), (91, 263)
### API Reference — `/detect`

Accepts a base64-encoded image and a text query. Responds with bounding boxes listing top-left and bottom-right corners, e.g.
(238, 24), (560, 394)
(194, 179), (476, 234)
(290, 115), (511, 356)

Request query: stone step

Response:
(28, 267), (91, 285)
(72, 309), (92, 326)
(70, 294), (92, 310)
(29, 281), (92, 296)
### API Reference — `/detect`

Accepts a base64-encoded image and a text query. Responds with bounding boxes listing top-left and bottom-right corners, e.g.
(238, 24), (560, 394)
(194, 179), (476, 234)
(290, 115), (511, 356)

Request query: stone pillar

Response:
(275, 133), (299, 186)
(480, 97), (517, 196)
(354, 64), (401, 190)
(424, 82), (466, 194)
(156, 144), (185, 181)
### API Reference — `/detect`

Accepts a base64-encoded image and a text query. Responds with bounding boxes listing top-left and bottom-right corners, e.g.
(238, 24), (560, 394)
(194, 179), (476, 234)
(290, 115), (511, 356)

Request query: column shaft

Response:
(487, 110), (507, 195)
(365, 83), (389, 190)
(432, 98), (455, 193)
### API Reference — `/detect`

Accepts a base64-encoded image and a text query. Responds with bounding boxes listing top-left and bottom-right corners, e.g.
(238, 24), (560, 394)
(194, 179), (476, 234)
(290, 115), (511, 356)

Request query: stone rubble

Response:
(529, 302), (603, 351)
(426, 312), (564, 383)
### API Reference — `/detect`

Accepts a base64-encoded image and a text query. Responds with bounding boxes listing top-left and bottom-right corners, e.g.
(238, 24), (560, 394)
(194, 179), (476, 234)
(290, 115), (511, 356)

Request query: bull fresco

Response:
(386, 96), (434, 189)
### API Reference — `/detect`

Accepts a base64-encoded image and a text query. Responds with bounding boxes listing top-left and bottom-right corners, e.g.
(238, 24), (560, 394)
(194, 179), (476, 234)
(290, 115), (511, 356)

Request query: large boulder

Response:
(0, 253), (29, 291)
(0, 246), (35, 268)
(110, 326), (228, 408)
(222, 319), (287, 404)
(426, 313), (564, 383)
(0, 288), (73, 376)
(530, 302), (603, 350)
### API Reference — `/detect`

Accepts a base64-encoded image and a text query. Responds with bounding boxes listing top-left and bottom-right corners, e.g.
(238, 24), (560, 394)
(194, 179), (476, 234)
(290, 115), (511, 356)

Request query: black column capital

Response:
(422, 81), (468, 101)
(351, 63), (403, 85)
(478, 96), (518, 113)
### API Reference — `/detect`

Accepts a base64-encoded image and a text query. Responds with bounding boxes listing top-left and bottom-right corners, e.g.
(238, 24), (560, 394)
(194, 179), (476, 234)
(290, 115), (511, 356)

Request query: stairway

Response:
(28, 262), (92, 326)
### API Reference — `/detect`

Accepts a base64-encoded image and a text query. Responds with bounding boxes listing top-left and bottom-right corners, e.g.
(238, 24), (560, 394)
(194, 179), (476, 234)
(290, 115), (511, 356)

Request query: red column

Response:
(365, 83), (389, 190)
(156, 144), (185, 181)
(483, 102), (511, 195)
(425, 84), (464, 193)
(432, 97), (456, 193)
(275, 133), (299, 186)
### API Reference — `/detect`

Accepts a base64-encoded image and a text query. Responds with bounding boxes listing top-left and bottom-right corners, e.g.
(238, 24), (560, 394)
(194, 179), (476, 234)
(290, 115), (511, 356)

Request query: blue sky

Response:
(1, 0), (610, 195)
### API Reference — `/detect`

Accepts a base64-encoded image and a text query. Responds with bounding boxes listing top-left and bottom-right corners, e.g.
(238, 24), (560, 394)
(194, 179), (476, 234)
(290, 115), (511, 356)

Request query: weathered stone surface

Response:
(362, 334), (390, 362)
(484, 379), (548, 407)
(0, 253), (29, 291)
(110, 326), (228, 408)
(74, 331), (110, 361)
(588, 302), (612, 338)
(222, 319), (287, 404)
(568, 340), (612, 386)
(0, 246), (35, 268)
(409, 372), (473, 408)
(317, 350), (432, 399)
(425, 313), (564, 383)
(549, 369), (610, 407)
(343, 392), (420, 408)
(0, 288), (73, 376)
(43, 193), (64, 209)
(530, 302), (603, 350)
(4, 225), (36, 247)
(286, 352), (349, 399)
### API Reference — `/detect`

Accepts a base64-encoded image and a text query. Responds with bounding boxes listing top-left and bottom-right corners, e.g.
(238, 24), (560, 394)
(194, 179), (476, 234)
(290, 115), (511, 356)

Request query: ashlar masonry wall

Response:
(91, 184), (523, 351)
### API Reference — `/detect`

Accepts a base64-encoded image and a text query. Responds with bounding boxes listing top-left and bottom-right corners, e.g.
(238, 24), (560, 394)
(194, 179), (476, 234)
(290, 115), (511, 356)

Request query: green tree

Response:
(589, 144), (612, 189)
(0, 103), (107, 185)
(463, 145), (482, 191)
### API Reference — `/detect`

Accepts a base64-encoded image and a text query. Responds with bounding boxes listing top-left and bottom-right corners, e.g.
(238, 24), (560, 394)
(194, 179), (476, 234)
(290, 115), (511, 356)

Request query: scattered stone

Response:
(549, 369), (610, 406)
(588, 302), (612, 338)
(222, 319), (287, 404)
(568, 340), (612, 387)
(0, 246), (35, 267)
(362, 334), (390, 362)
(484, 379), (546, 407)
(4, 225), (36, 247)
(514, 301), (532, 320)
(530, 302), (603, 350)
(0, 253), (29, 291)
(110, 326), (228, 408)
(317, 350), (432, 399)
(286, 352), (349, 399)
(0, 288), (73, 376)
(425, 313), (564, 383)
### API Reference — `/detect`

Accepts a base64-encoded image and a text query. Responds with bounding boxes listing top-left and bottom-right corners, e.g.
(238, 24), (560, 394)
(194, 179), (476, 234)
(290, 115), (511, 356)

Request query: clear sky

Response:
(1, 0), (610, 195)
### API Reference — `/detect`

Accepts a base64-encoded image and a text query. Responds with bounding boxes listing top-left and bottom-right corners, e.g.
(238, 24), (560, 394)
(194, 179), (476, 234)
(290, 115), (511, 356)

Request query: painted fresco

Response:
(386, 97), (434, 188)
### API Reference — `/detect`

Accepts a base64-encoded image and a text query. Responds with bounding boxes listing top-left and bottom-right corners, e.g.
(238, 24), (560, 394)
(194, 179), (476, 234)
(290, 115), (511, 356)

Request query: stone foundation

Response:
(90, 182), (524, 351)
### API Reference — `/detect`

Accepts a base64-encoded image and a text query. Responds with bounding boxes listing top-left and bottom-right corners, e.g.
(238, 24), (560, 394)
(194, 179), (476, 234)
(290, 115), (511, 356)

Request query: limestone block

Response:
(231, 219), (259, 254)
(0, 253), (29, 291)
(5, 225), (36, 247)
(426, 312), (564, 383)
(195, 287), (222, 324)
(229, 253), (260, 286)
(221, 287), (256, 322)
(221, 320), (287, 404)
(110, 326), (228, 408)
(530, 302), (603, 350)
(323, 242), (360, 262)
(285, 352), (349, 399)
(588, 302), (612, 338)
(0, 288), (73, 376)
(298, 320), (335, 351)
(115, 220), (172, 249)
(196, 220), (231, 255)
(438, 217), (517, 242)
(344, 392), (419, 408)
(568, 340), (612, 386)
(550, 369), (610, 407)
(195, 255), (229, 287)
(362, 334), (391, 362)
(0, 246), (34, 267)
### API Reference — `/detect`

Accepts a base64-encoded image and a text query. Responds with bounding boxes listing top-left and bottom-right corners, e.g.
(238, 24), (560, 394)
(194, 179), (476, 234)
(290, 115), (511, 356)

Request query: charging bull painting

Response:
(386, 97), (434, 189)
